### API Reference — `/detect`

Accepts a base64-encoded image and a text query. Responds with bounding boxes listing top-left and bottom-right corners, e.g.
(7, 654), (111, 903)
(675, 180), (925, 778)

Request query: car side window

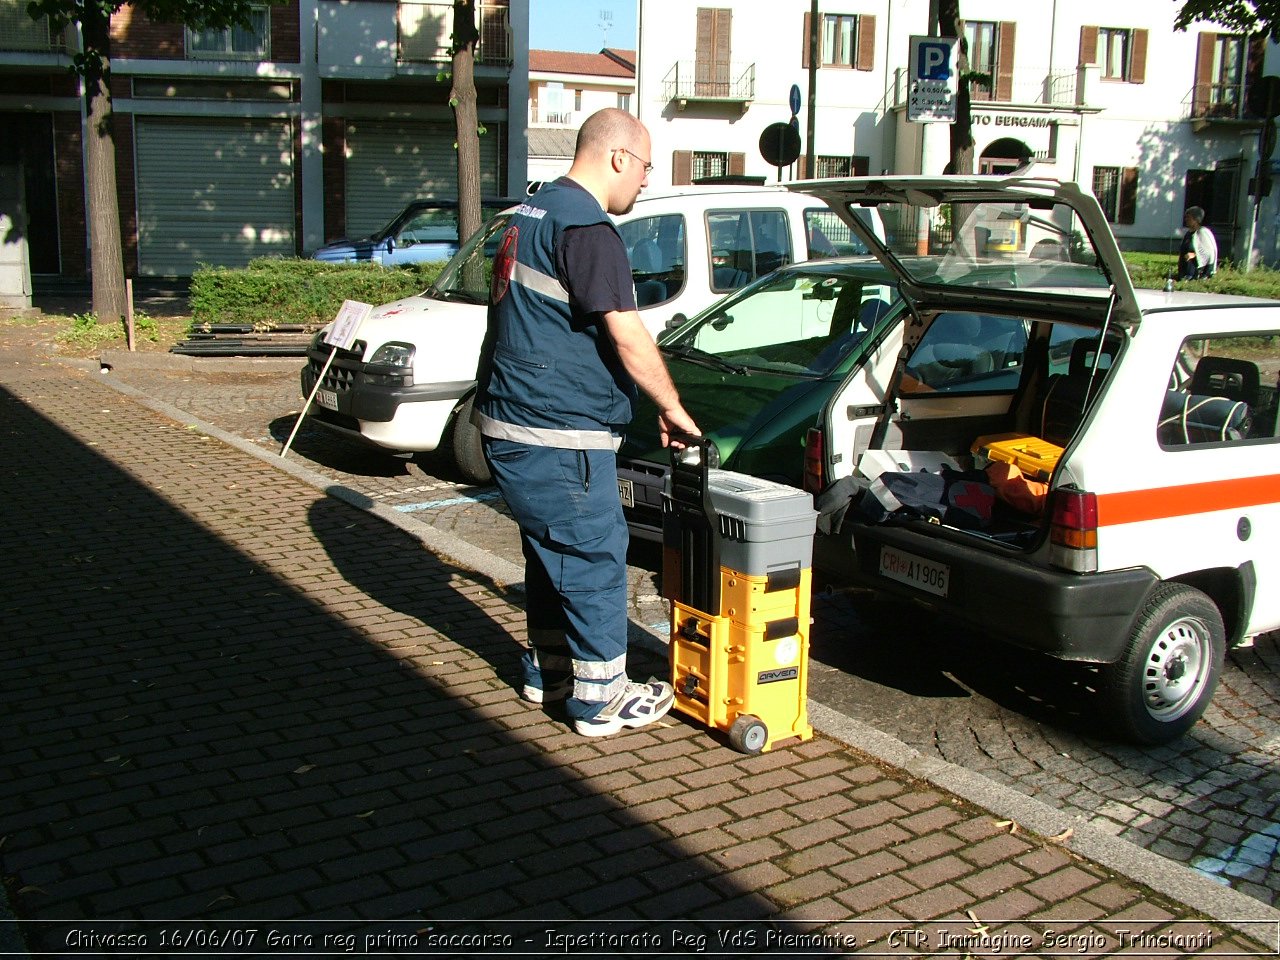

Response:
(902, 312), (1028, 394)
(707, 209), (793, 292)
(805, 208), (870, 258)
(1157, 334), (1280, 447)
(619, 214), (686, 309)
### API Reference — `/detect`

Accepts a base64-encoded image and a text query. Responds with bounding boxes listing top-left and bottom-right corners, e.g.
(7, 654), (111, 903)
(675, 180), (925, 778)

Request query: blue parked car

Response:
(312, 197), (520, 266)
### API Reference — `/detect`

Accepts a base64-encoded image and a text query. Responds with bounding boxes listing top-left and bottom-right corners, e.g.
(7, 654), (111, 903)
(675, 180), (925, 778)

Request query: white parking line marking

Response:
(394, 490), (503, 512)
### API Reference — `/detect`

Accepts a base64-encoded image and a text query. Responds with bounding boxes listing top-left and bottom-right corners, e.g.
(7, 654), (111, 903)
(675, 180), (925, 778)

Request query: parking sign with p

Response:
(908, 35), (959, 123)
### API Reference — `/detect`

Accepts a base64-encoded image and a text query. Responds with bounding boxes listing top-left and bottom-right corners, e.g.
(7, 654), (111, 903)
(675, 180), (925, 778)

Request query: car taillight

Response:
(1049, 489), (1098, 572)
(803, 428), (824, 494)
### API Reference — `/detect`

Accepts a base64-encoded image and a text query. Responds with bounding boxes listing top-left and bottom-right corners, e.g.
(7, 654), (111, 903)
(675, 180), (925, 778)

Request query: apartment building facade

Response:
(527, 47), (635, 184)
(635, 0), (1280, 263)
(0, 0), (530, 279)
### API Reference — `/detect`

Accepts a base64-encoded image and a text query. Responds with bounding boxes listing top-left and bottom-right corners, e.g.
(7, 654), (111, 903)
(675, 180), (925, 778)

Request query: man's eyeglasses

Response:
(616, 147), (654, 175)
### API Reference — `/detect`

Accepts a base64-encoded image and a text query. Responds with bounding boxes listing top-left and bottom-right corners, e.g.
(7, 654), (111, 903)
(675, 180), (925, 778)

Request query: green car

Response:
(617, 258), (901, 540)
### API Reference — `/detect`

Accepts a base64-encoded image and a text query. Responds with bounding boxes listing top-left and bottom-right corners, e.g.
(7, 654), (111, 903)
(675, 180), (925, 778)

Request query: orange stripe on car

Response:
(1098, 474), (1280, 526)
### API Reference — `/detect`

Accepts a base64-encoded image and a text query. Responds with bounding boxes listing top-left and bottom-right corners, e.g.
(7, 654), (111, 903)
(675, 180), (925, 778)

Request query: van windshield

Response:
(428, 212), (514, 304)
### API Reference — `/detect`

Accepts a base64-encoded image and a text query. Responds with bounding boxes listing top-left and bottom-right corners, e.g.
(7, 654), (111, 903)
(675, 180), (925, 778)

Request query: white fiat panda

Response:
(300, 185), (880, 482)
(796, 176), (1279, 744)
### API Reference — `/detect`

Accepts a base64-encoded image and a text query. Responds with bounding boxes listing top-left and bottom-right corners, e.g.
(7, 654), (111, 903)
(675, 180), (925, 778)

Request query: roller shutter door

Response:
(135, 117), (295, 277)
(344, 120), (502, 237)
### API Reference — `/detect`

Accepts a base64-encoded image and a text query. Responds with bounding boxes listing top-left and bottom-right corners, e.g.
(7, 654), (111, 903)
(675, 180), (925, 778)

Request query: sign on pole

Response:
(908, 35), (959, 123)
(281, 299), (373, 458)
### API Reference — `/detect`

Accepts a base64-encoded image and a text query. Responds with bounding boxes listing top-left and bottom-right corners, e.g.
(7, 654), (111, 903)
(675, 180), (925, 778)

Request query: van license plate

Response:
(879, 546), (949, 597)
(316, 389), (339, 412)
(618, 478), (634, 509)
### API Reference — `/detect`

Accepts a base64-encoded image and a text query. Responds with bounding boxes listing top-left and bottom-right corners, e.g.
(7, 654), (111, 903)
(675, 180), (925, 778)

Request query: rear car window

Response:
(1158, 334), (1280, 446)
(902, 312), (1028, 394)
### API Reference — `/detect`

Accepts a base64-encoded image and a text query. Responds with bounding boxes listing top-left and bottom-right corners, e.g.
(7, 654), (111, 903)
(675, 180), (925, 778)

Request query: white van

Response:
(300, 185), (882, 482)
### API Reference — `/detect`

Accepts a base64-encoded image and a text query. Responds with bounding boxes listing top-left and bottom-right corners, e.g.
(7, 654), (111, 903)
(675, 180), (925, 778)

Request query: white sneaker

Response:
(573, 680), (675, 737)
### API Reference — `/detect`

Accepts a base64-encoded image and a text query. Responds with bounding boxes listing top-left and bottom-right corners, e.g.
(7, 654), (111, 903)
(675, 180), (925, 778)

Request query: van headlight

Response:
(368, 342), (415, 369)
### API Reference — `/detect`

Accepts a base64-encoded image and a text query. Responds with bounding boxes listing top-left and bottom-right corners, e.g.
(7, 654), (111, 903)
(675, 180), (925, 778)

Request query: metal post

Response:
(805, 0), (818, 173)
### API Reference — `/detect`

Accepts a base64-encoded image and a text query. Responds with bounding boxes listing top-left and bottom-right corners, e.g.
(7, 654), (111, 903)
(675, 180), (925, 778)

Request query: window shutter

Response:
(673, 150), (693, 186)
(1129, 29), (1147, 84)
(1248, 33), (1266, 94)
(995, 21), (1016, 101)
(855, 14), (875, 71)
(796, 155), (807, 178)
(728, 152), (745, 176)
(1192, 33), (1215, 116)
(1078, 26), (1097, 66)
(1119, 167), (1138, 224)
(802, 12), (811, 69)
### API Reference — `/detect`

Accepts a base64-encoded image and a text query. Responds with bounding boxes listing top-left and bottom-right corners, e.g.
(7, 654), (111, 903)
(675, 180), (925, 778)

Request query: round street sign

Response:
(1248, 74), (1280, 119)
(760, 121), (802, 168)
(789, 83), (802, 117)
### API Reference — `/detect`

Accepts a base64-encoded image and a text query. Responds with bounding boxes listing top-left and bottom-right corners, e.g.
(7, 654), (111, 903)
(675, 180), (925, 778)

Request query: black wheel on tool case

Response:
(729, 715), (768, 755)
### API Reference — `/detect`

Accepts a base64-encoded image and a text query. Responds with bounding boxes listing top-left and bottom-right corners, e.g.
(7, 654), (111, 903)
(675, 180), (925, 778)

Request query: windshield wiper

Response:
(429, 287), (486, 305)
(660, 343), (750, 375)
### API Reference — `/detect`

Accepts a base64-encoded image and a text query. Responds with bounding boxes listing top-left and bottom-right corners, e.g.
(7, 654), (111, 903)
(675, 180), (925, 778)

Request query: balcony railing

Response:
(663, 60), (755, 107)
(0, 0), (63, 52)
(893, 67), (1077, 108)
(398, 1), (511, 67)
(1183, 81), (1253, 122)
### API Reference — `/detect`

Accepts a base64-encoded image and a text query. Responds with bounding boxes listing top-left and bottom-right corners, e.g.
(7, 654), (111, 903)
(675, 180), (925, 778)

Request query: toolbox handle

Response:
(662, 434), (721, 614)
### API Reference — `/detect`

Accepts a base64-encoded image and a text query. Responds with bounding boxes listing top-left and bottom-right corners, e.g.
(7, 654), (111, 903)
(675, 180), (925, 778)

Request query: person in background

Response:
(1180, 206), (1218, 280)
(471, 108), (700, 737)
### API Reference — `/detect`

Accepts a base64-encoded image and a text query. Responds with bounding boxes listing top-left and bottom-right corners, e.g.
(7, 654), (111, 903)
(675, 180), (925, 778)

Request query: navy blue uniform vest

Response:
(473, 179), (637, 449)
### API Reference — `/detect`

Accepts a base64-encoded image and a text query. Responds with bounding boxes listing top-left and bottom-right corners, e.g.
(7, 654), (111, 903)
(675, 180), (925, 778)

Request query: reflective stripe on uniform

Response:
(510, 260), (570, 303)
(473, 409), (622, 450)
(526, 635), (572, 674)
(574, 674), (627, 705)
(574, 651), (627, 680)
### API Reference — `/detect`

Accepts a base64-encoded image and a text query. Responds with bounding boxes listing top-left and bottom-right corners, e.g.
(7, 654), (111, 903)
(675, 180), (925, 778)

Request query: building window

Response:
(814, 155), (852, 178)
(1211, 35), (1245, 111)
(1097, 28), (1130, 80)
(1092, 166), (1138, 224)
(617, 92), (631, 112)
(187, 6), (269, 59)
(965, 21), (997, 79)
(574, 89), (583, 111)
(693, 151), (728, 181)
(822, 14), (857, 67)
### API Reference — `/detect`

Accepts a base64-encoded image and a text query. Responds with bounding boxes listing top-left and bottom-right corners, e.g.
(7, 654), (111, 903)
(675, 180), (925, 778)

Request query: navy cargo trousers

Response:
(482, 438), (630, 721)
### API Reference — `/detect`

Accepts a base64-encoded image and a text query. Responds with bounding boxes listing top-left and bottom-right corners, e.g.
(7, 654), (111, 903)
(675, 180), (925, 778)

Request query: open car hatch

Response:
(788, 176), (1141, 329)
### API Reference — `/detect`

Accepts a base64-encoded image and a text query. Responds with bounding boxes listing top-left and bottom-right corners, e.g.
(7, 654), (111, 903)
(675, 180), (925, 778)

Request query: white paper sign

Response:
(324, 299), (372, 351)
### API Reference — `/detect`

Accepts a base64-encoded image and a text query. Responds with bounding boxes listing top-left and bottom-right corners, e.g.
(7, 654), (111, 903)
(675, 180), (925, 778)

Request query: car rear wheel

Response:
(450, 394), (491, 485)
(1103, 583), (1224, 745)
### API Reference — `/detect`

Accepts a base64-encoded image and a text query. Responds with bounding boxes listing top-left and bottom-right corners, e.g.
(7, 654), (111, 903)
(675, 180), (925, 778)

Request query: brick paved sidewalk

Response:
(0, 346), (1275, 955)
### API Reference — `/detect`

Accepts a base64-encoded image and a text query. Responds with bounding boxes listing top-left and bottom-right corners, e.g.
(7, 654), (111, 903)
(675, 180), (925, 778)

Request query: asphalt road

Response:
(92, 353), (1280, 911)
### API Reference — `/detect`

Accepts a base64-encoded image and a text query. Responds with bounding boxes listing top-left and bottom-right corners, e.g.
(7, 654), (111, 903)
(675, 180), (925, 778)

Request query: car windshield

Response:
(428, 212), (514, 304)
(862, 193), (1111, 293)
(659, 261), (901, 377)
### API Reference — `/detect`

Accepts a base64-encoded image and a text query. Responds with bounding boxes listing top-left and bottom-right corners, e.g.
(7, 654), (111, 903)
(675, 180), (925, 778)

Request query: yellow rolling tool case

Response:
(661, 439), (817, 754)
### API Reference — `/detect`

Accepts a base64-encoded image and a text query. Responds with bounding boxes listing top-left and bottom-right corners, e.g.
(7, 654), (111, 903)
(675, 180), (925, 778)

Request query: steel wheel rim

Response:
(1142, 616), (1211, 721)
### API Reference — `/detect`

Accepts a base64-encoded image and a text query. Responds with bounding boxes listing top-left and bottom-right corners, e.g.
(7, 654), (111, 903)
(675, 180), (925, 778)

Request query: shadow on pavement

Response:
(0, 384), (777, 949)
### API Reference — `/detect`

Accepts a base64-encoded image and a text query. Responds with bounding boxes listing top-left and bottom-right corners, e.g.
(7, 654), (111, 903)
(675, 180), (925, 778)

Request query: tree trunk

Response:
(936, 0), (974, 176)
(452, 1), (482, 290)
(82, 2), (127, 322)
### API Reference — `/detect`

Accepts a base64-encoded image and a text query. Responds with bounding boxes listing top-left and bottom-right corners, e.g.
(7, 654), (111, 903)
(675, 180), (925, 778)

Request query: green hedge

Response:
(188, 258), (447, 327)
